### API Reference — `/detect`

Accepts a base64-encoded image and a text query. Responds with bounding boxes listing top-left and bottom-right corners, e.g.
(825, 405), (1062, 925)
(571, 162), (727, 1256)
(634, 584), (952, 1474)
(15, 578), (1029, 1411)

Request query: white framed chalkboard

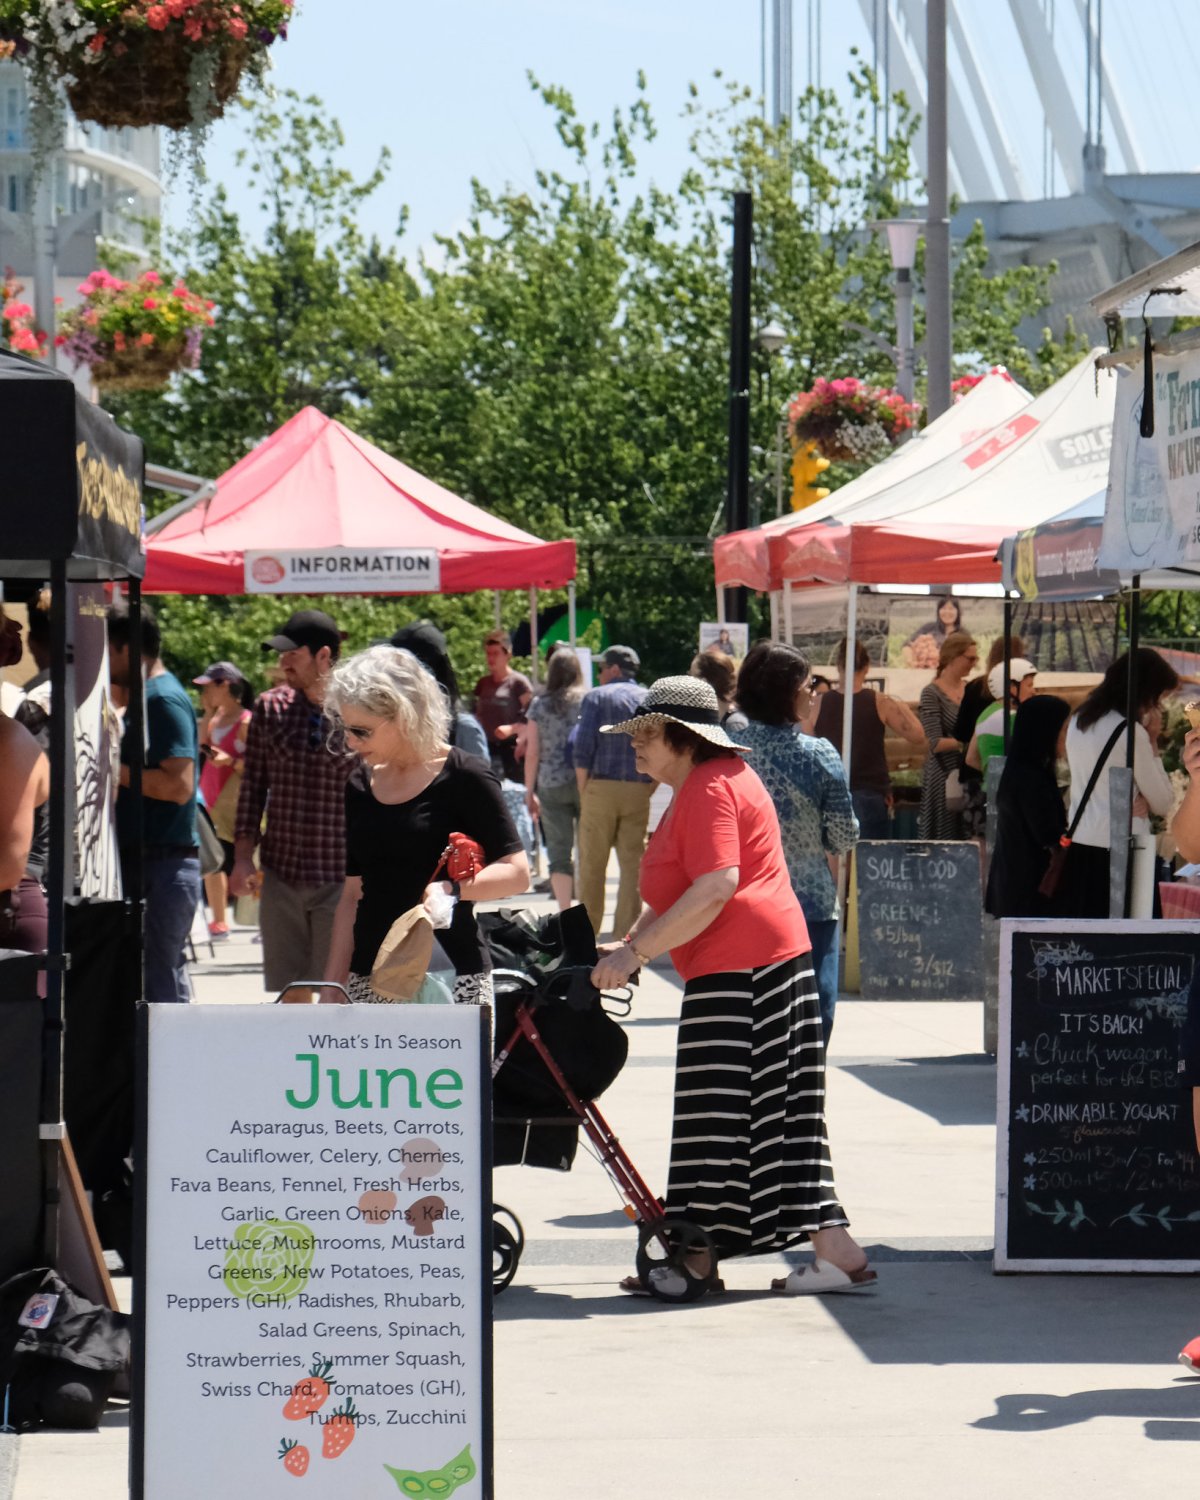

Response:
(997, 919), (1200, 1273)
(855, 841), (984, 1001)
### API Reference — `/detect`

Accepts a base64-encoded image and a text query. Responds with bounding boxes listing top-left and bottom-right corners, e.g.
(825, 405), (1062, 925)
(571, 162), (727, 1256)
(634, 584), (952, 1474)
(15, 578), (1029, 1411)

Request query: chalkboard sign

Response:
(997, 920), (1200, 1272)
(855, 841), (983, 1001)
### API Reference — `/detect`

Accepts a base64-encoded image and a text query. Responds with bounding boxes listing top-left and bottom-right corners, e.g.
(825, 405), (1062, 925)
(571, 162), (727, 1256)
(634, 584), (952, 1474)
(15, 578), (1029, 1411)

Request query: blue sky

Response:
(187, 1), (1200, 259)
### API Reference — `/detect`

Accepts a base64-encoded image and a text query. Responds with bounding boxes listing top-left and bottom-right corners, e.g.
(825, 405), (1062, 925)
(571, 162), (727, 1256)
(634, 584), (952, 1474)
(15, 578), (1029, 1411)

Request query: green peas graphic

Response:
(385, 1443), (476, 1497)
(221, 1219), (316, 1301)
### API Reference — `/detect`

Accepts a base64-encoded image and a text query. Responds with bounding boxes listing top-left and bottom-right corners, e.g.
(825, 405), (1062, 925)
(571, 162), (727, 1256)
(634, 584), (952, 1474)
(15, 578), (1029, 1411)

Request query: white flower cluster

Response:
(23, 2), (99, 74)
(831, 419), (891, 463)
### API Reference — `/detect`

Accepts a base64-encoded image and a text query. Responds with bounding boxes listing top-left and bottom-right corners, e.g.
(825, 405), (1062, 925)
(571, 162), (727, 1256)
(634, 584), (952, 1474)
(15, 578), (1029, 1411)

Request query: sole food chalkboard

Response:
(855, 841), (983, 1001)
(997, 920), (1200, 1272)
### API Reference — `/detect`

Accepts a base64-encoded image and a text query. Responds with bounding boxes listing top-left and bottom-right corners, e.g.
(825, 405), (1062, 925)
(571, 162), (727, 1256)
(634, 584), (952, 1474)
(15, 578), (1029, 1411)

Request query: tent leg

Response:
(567, 581), (577, 647)
(840, 585), (857, 781)
(528, 586), (539, 686)
(769, 589), (781, 643)
(783, 580), (794, 647)
(716, 588), (727, 625)
(1002, 597), (1013, 753)
(494, 591), (502, 630)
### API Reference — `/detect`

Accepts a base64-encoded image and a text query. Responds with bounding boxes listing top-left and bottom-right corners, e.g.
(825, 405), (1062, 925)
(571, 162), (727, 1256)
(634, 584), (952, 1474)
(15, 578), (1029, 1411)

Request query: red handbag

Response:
(431, 832), (486, 886)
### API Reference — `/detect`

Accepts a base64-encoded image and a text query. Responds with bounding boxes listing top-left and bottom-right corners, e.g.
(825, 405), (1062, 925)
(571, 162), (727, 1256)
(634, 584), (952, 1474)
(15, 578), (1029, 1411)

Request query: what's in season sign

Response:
(132, 1003), (492, 1499)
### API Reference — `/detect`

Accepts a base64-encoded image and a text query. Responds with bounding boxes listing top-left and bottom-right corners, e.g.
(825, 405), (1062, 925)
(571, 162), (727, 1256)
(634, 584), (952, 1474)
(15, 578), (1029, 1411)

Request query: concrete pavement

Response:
(11, 902), (1200, 1498)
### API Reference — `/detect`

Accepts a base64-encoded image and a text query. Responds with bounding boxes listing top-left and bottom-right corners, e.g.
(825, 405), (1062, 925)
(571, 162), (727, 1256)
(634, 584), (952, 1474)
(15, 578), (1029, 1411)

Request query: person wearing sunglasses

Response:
(230, 610), (357, 997)
(324, 646), (529, 1005)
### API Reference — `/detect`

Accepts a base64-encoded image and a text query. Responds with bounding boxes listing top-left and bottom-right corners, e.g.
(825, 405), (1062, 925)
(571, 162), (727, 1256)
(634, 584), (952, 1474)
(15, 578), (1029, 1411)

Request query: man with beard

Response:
(107, 600), (200, 1002)
(230, 610), (356, 996)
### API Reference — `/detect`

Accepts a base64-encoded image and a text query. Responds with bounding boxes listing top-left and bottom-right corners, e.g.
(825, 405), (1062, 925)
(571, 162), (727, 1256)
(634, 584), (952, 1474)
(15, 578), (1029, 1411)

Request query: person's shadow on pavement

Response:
(974, 1378), (1200, 1436)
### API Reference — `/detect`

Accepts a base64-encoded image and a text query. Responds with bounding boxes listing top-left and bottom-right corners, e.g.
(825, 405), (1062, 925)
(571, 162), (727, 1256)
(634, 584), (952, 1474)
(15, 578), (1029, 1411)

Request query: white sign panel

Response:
(245, 549), (442, 594)
(1100, 353), (1200, 572)
(135, 1004), (491, 1500)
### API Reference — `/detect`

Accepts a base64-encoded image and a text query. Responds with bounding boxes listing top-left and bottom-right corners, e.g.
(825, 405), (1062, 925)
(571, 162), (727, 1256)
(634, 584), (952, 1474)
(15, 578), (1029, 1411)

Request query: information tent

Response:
(133, 1003), (493, 1500)
(997, 920), (1200, 1273)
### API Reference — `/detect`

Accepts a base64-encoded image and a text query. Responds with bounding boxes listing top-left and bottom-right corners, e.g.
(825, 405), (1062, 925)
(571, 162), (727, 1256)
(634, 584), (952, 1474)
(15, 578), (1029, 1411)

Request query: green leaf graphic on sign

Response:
(222, 1219), (315, 1301)
(385, 1443), (476, 1496)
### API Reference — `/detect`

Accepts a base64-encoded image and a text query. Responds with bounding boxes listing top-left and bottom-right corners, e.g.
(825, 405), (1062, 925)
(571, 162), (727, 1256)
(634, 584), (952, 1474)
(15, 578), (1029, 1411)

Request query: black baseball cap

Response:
(193, 661), (245, 686)
(262, 609), (343, 655)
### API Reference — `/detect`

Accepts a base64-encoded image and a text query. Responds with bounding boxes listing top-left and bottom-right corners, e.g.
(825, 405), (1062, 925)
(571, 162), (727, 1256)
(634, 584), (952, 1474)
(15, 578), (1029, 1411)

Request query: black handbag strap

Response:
(1065, 719), (1126, 842)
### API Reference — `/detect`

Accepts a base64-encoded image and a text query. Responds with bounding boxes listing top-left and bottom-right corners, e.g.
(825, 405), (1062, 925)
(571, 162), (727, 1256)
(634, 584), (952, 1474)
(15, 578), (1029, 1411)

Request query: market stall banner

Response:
(1101, 352), (1200, 574)
(1001, 516), (1121, 602)
(134, 1003), (492, 1500)
(0, 355), (144, 579)
(245, 548), (442, 594)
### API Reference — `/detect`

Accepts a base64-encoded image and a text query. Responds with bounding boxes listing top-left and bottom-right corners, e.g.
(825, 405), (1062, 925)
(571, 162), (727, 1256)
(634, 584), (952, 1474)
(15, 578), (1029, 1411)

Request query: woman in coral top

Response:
(591, 676), (874, 1301)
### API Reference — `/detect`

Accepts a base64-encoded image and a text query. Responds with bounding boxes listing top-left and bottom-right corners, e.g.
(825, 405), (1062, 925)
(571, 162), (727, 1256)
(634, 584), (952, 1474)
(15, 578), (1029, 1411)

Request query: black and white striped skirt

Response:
(665, 953), (847, 1259)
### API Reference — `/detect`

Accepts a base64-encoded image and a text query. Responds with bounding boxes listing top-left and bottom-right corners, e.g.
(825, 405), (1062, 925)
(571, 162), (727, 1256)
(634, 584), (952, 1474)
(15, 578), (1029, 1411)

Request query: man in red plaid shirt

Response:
(231, 610), (356, 993)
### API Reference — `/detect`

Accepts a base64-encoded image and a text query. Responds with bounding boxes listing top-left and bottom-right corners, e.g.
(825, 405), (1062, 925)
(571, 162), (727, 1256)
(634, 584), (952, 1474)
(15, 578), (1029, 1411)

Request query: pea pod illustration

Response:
(222, 1219), (316, 1301)
(385, 1443), (476, 1497)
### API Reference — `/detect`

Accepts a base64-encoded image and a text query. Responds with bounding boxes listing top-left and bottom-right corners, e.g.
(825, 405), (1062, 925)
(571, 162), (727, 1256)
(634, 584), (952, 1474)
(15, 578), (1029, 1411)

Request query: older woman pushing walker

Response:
(590, 676), (875, 1299)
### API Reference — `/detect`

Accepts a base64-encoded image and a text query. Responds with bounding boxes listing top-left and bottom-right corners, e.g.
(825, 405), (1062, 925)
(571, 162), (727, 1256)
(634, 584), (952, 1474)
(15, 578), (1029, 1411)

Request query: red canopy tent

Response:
(144, 406), (576, 596)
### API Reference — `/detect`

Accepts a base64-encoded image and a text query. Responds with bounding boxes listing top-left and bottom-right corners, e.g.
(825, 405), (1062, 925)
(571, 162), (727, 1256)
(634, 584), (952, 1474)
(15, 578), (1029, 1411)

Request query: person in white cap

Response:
(965, 657), (1038, 773)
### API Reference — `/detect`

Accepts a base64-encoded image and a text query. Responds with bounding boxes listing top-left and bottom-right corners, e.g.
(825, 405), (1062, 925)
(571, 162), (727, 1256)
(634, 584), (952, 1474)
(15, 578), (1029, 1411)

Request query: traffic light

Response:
(790, 441), (831, 511)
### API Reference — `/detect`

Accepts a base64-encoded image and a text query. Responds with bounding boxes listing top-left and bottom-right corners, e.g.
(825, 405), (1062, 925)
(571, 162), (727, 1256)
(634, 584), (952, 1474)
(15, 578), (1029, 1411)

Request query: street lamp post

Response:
(871, 218), (921, 418)
(757, 318), (789, 516)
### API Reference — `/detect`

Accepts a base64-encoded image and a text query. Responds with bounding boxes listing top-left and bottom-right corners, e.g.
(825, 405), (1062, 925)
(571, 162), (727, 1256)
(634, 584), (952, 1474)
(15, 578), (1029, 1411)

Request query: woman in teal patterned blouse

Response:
(737, 641), (859, 1041)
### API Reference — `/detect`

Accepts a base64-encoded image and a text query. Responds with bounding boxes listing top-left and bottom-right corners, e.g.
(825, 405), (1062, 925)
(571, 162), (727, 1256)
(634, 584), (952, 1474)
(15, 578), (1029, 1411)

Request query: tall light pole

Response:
(757, 318), (789, 516)
(925, 0), (952, 419)
(871, 218), (920, 414)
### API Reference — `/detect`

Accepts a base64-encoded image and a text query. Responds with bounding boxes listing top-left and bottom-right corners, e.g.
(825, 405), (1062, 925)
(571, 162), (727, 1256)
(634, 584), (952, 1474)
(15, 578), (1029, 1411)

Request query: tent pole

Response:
(1125, 576), (1141, 769)
(840, 585), (857, 781)
(567, 581), (577, 647)
(1002, 598), (1013, 752)
(528, 587), (539, 686)
(769, 589), (781, 642)
(494, 591), (502, 630)
(783, 579), (794, 647)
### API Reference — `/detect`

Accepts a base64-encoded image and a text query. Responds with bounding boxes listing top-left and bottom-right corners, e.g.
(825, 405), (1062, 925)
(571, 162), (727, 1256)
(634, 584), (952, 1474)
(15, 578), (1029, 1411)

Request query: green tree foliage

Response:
(105, 72), (1083, 684)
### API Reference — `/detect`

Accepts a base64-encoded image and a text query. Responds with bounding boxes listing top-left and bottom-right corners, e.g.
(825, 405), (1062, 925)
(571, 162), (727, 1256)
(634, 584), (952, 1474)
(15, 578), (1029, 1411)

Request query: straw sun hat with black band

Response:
(600, 675), (751, 753)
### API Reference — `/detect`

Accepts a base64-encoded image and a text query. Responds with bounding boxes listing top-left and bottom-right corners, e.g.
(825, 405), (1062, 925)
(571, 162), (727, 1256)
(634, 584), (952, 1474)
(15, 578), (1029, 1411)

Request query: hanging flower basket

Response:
(66, 29), (252, 131)
(57, 267), (214, 393)
(1, 269), (47, 358)
(787, 377), (920, 465)
(0, 1), (292, 134)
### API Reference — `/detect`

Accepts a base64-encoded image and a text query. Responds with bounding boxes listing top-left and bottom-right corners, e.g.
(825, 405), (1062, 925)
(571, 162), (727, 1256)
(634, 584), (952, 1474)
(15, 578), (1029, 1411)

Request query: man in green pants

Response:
(573, 646), (652, 940)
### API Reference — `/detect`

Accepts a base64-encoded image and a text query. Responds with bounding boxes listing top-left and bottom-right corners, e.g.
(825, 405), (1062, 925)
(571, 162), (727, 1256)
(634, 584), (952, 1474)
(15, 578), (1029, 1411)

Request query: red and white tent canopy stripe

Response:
(144, 406), (575, 595)
(714, 356), (1115, 592)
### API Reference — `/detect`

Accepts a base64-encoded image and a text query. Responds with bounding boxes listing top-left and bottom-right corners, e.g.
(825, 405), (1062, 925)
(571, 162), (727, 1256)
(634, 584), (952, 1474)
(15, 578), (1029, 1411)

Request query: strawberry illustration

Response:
(322, 1399), (358, 1459)
(282, 1358), (333, 1421)
(279, 1438), (309, 1477)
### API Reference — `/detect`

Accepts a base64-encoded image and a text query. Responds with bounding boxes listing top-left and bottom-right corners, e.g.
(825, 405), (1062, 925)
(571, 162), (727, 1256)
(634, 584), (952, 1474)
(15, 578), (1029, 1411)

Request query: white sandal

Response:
(770, 1261), (878, 1295)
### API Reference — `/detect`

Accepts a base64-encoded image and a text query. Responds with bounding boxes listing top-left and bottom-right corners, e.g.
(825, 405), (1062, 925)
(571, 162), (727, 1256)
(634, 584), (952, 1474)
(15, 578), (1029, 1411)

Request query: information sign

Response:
(997, 920), (1200, 1272)
(134, 1003), (492, 1498)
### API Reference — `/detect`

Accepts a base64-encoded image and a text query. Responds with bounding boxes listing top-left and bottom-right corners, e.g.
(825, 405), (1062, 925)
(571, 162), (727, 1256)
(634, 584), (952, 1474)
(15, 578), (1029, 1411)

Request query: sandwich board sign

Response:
(133, 1002), (492, 1498)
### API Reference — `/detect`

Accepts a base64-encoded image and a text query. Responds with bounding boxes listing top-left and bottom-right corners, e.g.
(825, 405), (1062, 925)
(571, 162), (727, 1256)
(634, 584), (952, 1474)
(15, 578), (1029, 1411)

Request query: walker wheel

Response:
(492, 1203), (525, 1258)
(635, 1218), (717, 1304)
(492, 1220), (520, 1294)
